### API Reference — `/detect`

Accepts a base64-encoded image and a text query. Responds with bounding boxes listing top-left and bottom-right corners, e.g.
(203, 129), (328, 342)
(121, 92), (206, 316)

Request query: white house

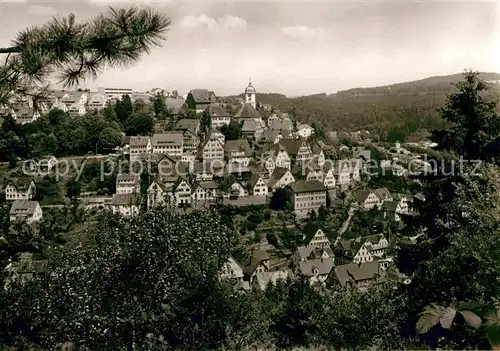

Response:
(247, 174), (268, 196)
(151, 132), (184, 157)
(267, 167), (295, 191)
(304, 228), (331, 248)
(191, 181), (218, 204)
(202, 134), (225, 161)
(115, 173), (140, 194)
(173, 178), (192, 207)
(354, 190), (381, 210)
(296, 124), (315, 139)
(4, 179), (36, 201)
(9, 200), (43, 224)
(224, 140), (252, 166)
(110, 193), (139, 217)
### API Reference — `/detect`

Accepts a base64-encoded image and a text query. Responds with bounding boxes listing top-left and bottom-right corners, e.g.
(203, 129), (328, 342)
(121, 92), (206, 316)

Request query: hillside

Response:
(247, 72), (500, 142)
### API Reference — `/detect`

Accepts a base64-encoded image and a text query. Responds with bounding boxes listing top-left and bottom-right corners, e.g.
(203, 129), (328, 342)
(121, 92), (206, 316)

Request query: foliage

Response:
(65, 179), (80, 199)
(0, 7), (170, 106)
(270, 188), (292, 211)
(416, 300), (500, 348)
(220, 120), (242, 141)
(431, 70), (500, 161)
(114, 95), (134, 123)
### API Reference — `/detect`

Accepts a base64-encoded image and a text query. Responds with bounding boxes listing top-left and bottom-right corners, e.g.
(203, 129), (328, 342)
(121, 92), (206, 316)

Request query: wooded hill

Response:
(230, 72), (500, 142)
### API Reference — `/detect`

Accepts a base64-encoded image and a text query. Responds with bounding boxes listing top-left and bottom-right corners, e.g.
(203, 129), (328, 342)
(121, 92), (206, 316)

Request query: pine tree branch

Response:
(0, 47), (20, 54)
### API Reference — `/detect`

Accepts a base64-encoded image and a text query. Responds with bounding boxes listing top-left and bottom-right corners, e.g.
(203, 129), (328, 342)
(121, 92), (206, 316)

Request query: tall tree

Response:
(115, 95), (134, 123)
(0, 7), (170, 108)
(431, 70), (500, 161)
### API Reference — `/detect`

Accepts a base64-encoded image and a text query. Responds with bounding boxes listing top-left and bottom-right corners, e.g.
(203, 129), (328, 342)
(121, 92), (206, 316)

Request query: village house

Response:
(242, 119), (266, 140)
(115, 173), (140, 194)
(247, 174), (268, 196)
(205, 103), (231, 129)
(4, 252), (48, 287)
(222, 180), (247, 199)
(296, 255), (335, 285)
(260, 129), (291, 145)
(9, 200), (43, 224)
(219, 256), (245, 284)
(179, 129), (200, 158)
(151, 132), (183, 157)
(267, 167), (295, 191)
(303, 227), (331, 248)
(191, 180), (218, 205)
(233, 249), (271, 290)
(336, 234), (389, 264)
(321, 162), (336, 189)
(224, 140), (252, 166)
(147, 180), (173, 210)
(329, 260), (384, 290)
(393, 193), (414, 213)
(271, 144), (292, 169)
(211, 131), (225, 145)
(13, 107), (41, 124)
(201, 133), (225, 161)
(350, 158), (362, 182)
(288, 180), (327, 218)
(110, 193), (139, 217)
(354, 190), (381, 210)
(333, 160), (352, 188)
(278, 139), (312, 166)
(173, 178), (192, 207)
(373, 187), (393, 203)
(185, 89), (217, 113)
(129, 136), (152, 162)
(174, 119), (201, 136)
(86, 93), (108, 110)
(296, 123), (315, 139)
(4, 178), (36, 201)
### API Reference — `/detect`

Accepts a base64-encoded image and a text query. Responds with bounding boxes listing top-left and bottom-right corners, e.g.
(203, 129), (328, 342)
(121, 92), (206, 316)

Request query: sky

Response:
(0, 0), (499, 96)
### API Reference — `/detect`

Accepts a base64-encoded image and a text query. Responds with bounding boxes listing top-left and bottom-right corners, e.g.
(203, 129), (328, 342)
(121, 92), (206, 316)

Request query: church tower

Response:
(245, 80), (256, 108)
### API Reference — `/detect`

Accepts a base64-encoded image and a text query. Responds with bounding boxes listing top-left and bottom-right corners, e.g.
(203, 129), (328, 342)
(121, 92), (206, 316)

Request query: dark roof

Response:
(382, 200), (398, 212)
(373, 188), (392, 200)
(289, 180), (326, 193)
(353, 190), (375, 203)
(174, 119), (200, 133)
(205, 103), (230, 117)
(333, 261), (381, 287)
(112, 193), (136, 205)
(188, 89), (216, 104)
(298, 257), (334, 277)
(10, 200), (39, 216)
(247, 174), (263, 189)
(268, 167), (291, 185)
(224, 139), (252, 155)
(6, 177), (34, 191)
(234, 249), (270, 276)
(235, 103), (261, 119)
(278, 139), (309, 157)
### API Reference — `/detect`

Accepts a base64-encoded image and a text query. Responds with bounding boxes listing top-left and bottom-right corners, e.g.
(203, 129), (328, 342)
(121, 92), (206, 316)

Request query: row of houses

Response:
(220, 226), (394, 292)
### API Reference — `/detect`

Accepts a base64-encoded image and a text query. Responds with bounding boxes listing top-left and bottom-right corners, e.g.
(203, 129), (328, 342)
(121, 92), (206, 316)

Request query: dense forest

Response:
(242, 72), (500, 142)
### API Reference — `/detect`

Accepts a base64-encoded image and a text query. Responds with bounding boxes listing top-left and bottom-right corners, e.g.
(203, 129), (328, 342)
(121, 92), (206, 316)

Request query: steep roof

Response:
(268, 167), (291, 187)
(6, 177), (34, 191)
(188, 89), (216, 104)
(278, 139), (308, 157)
(224, 139), (252, 155)
(298, 257), (334, 277)
(353, 190), (375, 203)
(235, 103), (261, 119)
(289, 180), (326, 193)
(174, 119), (200, 133)
(247, 174), (263, 189)
(241, 119), (262, 133)
(205, 103), (230, 117)
(382, 200), (398, 212)
(10, 200), (39, 216)
(373, 187), (392, 200)
(333, 261), (382, 287)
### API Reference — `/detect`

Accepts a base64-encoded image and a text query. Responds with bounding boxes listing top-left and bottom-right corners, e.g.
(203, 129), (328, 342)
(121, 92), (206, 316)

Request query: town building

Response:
(9, 200), (43, 224)
(224, 140), (252, 166)
(288, 180), (327, 218)
(4, 178), (36, 201)
(151, 132), (183, 157)
(185, 89), (217, 113)
(115, 173), (140, 194)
